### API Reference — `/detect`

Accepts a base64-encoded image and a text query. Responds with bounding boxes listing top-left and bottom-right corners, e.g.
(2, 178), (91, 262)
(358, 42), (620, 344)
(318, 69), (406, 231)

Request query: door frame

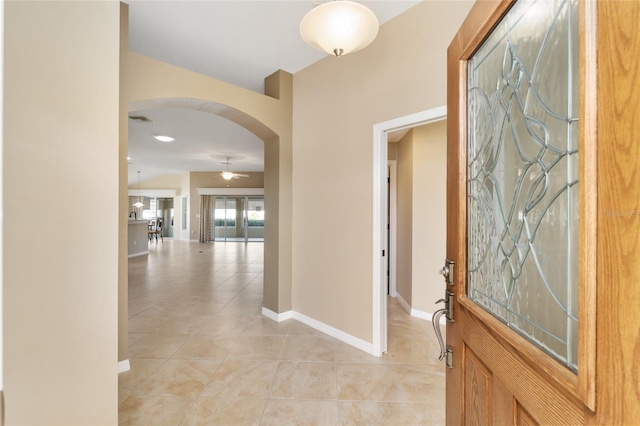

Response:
(372, 105), (447, 356)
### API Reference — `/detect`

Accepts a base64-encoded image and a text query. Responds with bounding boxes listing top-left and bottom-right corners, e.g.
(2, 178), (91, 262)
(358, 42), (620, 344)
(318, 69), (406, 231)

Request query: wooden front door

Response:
(445, 1), (640, 424)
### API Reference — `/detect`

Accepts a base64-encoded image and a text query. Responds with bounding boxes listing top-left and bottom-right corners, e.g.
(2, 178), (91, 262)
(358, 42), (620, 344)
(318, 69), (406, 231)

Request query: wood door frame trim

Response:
(577, 0), (598, 409)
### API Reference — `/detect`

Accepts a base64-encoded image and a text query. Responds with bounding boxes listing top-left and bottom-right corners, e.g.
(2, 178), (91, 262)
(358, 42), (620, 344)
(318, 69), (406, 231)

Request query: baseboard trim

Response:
(261, 302), (444, 355)
(396, 293), (412, 314)
(261, 307), (293, 322)
(411, 308), (446, 325)
(292, 311), (374, 355)
(118, 359), (131, 374)
(396, 294), (446, 325)
(261, 307), (375, 356)
(415, 307), (447, 325)
(127, 250), (148, 259)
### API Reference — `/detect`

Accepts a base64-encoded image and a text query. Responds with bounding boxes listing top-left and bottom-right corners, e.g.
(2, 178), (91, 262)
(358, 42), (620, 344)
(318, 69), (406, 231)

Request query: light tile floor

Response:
(120, 240), (445, 425)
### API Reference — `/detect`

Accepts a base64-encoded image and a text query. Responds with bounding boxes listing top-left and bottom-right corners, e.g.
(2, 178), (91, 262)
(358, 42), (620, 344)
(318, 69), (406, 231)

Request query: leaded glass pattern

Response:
(467, 0), (578, 372)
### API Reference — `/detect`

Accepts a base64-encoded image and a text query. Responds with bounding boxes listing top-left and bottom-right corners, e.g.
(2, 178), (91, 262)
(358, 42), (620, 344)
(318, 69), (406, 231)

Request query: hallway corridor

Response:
(119, 240), (445, 425)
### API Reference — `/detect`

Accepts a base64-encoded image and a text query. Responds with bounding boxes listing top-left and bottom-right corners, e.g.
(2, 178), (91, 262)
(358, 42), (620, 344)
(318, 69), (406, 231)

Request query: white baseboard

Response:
(292, 311), (374, 355)
(410, 308), (432, 321)
(118, 359), (131, 374)
(396, 293), (446, 326)
(261, 307), (293, 322)
(261, 301), (445, 357)
(261, 307), (374, 356)
(411, 308), (446, 325)
(396, 293), (412, 314)
(127, 250), (148, 258)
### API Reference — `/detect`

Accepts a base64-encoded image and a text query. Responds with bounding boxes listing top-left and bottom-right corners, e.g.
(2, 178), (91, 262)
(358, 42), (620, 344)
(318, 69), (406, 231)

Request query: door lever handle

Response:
(432, 308), (448, 360)
(432, 290), (454, 363)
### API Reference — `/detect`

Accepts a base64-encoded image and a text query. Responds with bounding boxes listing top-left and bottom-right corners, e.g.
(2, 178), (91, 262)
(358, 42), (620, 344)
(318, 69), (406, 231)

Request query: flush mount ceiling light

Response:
(153, 134), (175, 143)
(300, 1), (379, 58)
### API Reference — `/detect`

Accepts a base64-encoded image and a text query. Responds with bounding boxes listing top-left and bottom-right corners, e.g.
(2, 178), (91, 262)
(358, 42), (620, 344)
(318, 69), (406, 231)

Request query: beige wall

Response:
(5, 2), (120, 423)
(412, 121), (447, 314)
(388, 142), (398, 161)
(397, 130), (414, 305)
(135, 172), (186, 190)
(292, 1), (473, 342)
(395, 122), (447, 313)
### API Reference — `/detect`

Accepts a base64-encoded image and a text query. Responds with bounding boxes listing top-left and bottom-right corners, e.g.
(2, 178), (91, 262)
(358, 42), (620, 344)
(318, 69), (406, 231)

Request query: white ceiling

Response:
(126, 0), (420, 185)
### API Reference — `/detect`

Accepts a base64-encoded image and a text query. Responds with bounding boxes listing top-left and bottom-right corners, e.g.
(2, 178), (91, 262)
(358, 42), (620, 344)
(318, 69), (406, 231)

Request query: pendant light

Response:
(133, 171), (144, 208)
(300, 1), (379, 58)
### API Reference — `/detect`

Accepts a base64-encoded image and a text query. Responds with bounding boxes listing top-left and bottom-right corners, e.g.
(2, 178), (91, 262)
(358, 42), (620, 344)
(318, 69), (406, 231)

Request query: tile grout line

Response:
(121, 241), (445, 424)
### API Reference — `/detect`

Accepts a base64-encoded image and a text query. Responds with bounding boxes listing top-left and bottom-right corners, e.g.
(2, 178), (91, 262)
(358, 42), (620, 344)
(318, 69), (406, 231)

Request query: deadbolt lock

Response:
(439, 259), (454, 285)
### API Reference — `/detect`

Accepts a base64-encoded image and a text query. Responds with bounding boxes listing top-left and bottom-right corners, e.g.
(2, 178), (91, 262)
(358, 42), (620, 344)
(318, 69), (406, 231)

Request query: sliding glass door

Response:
(246, 197), (265, 242)
(214, 196), (264, 242)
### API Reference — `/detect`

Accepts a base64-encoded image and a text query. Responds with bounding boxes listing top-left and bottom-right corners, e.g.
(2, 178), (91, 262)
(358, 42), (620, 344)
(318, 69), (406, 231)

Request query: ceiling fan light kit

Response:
(219, 157), (250, 180)
(300, 0), (379, 57)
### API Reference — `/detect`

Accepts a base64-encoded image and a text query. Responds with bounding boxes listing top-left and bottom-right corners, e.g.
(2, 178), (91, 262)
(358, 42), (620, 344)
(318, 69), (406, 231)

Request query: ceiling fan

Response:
(218, 157), (249, 180)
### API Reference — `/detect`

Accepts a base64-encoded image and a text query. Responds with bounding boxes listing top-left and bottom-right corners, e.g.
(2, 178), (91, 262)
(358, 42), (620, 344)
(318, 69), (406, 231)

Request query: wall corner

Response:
(264, 69), (293, 103)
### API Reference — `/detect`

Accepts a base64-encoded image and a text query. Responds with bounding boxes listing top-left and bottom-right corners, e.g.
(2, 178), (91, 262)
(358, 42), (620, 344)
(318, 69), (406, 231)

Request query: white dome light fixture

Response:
(300, 1), (379, 58)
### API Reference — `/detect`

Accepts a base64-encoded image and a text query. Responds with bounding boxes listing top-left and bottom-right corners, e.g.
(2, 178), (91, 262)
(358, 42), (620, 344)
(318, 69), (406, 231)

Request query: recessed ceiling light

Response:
(153, 134), (175, 142)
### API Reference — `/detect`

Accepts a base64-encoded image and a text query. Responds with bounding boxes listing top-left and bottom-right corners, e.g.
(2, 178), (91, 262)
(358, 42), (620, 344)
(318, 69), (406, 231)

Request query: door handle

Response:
(432, 290), (454, 364)
(433, 259), (455, 366)
(432, 307), (447, 361)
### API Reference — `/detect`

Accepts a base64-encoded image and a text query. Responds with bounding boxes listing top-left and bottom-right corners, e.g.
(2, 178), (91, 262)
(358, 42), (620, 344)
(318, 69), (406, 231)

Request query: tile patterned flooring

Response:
(120, 240), (445, 425)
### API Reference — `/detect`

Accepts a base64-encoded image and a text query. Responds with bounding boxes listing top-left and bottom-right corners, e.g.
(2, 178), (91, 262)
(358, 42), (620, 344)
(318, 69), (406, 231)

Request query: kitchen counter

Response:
(128, 220), (149, 258)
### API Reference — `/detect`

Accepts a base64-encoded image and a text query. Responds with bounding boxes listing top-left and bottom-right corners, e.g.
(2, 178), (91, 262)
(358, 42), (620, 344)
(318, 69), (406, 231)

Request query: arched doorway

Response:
(120, 51), (293, 364)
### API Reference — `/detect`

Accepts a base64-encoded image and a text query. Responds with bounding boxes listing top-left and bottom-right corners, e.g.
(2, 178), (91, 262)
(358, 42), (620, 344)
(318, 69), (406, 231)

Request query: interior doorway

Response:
(387, 160), (397, 298)
(372, 106), (447, 356)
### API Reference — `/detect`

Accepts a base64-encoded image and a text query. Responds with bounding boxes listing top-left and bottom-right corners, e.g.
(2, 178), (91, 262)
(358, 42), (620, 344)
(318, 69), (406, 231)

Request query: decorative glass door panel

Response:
(467, 0), (579, 371)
